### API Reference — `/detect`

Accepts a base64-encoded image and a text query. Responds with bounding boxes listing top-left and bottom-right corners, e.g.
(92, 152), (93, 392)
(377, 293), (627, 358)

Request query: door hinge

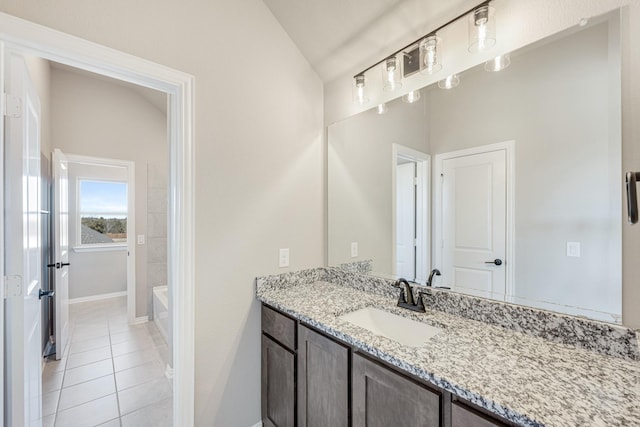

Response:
(2, 93), (22, 118)
(4, 275), (23, 298)
(413, 177), (418, 186)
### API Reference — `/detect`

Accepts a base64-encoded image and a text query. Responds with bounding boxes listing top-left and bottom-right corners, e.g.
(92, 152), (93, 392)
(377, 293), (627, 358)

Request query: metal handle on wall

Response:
(626, 172), (640, 224)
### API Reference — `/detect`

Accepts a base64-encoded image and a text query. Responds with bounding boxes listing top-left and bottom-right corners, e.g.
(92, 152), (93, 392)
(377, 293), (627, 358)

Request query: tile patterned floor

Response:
(42, 296), (173, 427)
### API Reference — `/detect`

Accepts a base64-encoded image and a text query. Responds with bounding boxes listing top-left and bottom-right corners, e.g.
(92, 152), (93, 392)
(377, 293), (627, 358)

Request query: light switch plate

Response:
(279, 248), (290, 268)
(351, 242), (358, 258)
(567, 242), (581, 257)
(137, 235), (145, 245)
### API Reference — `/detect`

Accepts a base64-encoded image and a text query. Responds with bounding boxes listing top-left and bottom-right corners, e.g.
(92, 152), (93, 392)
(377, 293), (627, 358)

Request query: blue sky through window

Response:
(80, 180), (128, 217)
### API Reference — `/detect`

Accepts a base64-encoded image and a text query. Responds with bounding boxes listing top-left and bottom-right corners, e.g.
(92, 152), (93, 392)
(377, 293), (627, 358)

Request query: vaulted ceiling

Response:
(262, 0), (475, 83)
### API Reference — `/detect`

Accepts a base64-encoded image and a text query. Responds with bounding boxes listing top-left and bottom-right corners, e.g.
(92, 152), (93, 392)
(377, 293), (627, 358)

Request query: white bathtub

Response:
(152, 285), (169, 345)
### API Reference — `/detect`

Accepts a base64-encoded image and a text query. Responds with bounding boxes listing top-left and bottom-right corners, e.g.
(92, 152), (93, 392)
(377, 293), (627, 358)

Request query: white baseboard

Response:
(69, 291), (127, 304)
(132, 316), (149, 324)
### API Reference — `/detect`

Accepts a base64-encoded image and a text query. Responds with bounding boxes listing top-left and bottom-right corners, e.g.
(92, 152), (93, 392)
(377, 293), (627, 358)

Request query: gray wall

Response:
(50, 67), (168, 317)
(427, 22), (621, 318)
(328, 100), (427, 275)
(0, 2), (325, 425)
(67, 162), (128, 299)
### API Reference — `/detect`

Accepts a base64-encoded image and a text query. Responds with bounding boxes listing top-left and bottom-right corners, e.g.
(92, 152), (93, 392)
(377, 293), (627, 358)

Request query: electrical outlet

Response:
(279, 248), (290, 268)
(137, 235), (145, 245)
(351, 242), (358, 258)
(567, 242), (581, 257)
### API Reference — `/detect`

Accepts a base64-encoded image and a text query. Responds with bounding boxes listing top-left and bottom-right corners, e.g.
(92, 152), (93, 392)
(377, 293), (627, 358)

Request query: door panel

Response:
(4, 50), (43, 427)
(396, 162), (416, 279)
(442, 149), (507, 299)
(53, 148), (69, 360)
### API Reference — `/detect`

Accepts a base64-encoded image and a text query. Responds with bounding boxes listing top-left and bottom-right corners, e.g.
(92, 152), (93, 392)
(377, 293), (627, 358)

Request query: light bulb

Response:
(438, 74), (460, 90)
(353, 74), (369, 105)
(377, 103), (388, 115)
(484, 53), (511, 72)
(402, 90), (421, 104)
(419, 35), (442, 75)
(469, 5), (496, 53)
(382, 57), (402, 91)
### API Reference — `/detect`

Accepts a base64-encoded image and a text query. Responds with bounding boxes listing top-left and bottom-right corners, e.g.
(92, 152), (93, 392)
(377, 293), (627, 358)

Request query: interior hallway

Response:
(41, 296), (172, 427)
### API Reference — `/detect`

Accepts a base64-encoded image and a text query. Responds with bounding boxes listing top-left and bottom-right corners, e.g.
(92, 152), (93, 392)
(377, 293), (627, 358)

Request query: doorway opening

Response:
(392, 144), (430, 284)
(1, 12), (195, 427)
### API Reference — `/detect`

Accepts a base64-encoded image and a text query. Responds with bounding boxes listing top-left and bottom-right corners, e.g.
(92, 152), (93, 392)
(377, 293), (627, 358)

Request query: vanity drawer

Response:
(452, 402), (508, 427)
(262, 305), (296, 351)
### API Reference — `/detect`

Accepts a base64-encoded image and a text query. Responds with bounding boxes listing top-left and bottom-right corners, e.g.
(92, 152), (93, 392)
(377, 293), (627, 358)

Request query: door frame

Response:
(0, 12), (195, 426)
(433, 141), (515, 297)
(391, 143), (430, 283)
(65, 154), (139, 323)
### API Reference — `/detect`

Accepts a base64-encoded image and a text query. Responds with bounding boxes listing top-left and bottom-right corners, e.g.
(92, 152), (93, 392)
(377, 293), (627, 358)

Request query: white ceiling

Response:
(263, 0), (475, 83)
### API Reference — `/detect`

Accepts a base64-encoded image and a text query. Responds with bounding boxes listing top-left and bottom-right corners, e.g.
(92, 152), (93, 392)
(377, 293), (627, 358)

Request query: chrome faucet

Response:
(426, 269), (441, 287)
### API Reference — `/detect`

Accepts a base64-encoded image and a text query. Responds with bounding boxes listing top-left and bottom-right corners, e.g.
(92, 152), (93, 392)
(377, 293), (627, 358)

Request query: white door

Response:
(396, 162), (416, 280)
(441, 149), (507, 299)
(3, 50), (43, 427)
(52, 148), (70, 360)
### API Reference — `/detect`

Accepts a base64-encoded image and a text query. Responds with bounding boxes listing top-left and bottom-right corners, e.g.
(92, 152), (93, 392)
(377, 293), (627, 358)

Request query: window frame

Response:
(74, 177), (129, 252)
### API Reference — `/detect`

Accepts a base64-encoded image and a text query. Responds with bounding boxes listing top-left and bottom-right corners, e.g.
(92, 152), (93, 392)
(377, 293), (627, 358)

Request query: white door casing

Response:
(52, 148), (70, 360)
(391, 144), (430, 283)
(434, 142), (514, 300)
(4, 50), (43, 427)
(396, 162), (416, 280)
(0, 11), (195, 426)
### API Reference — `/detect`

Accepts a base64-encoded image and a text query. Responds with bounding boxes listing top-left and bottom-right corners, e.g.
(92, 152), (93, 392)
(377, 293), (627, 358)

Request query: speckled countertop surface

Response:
(257, 281), (640, 427)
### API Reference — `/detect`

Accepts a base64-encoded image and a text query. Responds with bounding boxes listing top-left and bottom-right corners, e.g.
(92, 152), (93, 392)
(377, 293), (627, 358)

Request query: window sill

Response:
(73, 244), (127, 253)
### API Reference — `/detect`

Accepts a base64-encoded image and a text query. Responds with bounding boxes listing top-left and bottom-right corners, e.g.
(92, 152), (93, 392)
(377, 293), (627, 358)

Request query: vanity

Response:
(257, 269), (640, 427)
(259, 4), (640, 427)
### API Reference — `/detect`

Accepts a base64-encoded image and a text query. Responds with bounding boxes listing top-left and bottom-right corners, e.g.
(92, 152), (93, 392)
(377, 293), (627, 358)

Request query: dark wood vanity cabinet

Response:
(298, 325), (349, 427)
(261, 304), (512, 427)
(261, 306), (297, 427)
(352, 353), (441, 427)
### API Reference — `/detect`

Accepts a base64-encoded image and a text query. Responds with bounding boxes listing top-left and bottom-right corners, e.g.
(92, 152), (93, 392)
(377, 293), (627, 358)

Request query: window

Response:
(78, 180), (128, 246)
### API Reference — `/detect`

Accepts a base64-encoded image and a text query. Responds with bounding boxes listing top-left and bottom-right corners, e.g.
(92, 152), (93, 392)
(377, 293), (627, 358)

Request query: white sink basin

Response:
(339, 307), (442, 348)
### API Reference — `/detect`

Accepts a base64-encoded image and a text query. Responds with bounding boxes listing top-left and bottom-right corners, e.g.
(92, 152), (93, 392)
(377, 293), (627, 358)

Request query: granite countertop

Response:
(257, 280), (640, 427)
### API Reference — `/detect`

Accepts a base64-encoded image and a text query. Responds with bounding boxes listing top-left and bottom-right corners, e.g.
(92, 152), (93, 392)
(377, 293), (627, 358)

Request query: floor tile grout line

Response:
(107, 311), (123, 420)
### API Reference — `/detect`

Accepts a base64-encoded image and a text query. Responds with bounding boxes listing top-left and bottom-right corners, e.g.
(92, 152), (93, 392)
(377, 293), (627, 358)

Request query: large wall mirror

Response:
(328, 10), (622, 323)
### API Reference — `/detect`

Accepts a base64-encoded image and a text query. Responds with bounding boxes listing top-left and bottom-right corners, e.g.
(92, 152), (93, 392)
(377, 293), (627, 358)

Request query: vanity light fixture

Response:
(438, 74), (460, 90)
(484, 53), (511, 72)
(402, 90), (421, 103)
(353, 74), (369, 105)
(376, 103), (389, 114)
(468, 5), (496, 52)
(351, 1), (493, 104)
(419, 35), (442, 75)
(382, 56), (402, 91)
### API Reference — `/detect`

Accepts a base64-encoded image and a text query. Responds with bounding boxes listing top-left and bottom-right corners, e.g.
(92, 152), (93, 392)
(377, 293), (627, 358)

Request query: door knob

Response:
(485, 259), (503, 266)
(61, 262), (70, 267)
(39, 289), (55, 299)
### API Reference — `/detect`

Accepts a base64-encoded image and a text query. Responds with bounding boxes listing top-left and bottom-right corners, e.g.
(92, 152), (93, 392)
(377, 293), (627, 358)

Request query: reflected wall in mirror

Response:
(328, 11), (622, 323)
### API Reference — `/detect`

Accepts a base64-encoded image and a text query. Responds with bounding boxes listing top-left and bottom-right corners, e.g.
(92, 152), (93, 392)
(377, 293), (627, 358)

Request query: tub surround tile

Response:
(257, 270), (640, 427)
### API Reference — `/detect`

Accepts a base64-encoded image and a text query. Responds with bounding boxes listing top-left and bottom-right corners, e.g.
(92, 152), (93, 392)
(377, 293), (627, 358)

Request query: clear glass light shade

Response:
(376, 103), (389, 114)
(382, 56), (402, 91)
(438, 74), (460, 90)
(468, 5), (496, 53)
(402, 90), (421, 104)
(352, 75), (369, 105)
(419, 35), (442, 75)
(484, 53), (511, 72)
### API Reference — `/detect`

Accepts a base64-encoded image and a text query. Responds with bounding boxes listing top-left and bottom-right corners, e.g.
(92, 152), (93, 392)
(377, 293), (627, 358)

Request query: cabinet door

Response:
(452, 402), (508, 427)
(262, 335), (295, 427)
(298, 325), (349, 427)
(353, 353), (441, 427)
